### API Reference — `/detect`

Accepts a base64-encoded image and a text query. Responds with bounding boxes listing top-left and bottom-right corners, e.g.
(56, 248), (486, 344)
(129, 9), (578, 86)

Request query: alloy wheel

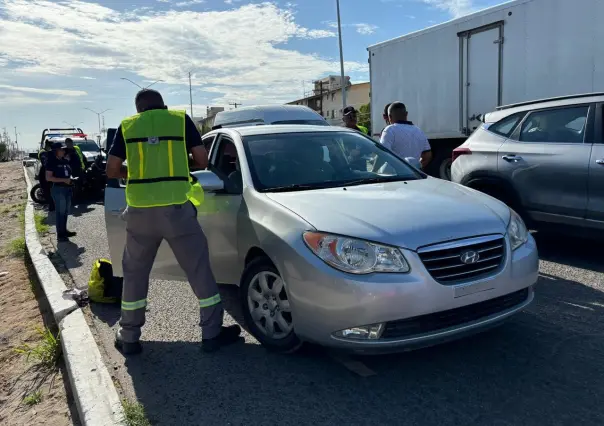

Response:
(247, 271), (293, 340)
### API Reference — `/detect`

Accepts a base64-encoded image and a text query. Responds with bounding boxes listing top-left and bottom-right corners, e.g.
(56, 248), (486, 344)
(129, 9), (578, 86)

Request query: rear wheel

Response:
(240, 258), (302, 353)
(30, 183), (48, 204)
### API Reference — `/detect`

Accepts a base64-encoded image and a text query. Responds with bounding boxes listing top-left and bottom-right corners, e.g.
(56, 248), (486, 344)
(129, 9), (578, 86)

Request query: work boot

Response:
(65, 231), (77, 237)
(114, 333), (143, 355)
(202, 325), (242, 353)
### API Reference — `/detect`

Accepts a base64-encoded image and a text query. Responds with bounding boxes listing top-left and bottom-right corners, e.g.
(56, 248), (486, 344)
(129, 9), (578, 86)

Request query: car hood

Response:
(265, 178), (511, 251)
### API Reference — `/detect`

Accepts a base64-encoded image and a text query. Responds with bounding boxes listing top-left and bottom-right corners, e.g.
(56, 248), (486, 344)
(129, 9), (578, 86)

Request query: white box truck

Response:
(368, 0), (604, 179)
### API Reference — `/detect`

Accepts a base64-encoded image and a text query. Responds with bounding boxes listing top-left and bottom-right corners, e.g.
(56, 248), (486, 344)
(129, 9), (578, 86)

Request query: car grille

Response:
(380, 288), (529, 340)
(418, 235), (505, 284)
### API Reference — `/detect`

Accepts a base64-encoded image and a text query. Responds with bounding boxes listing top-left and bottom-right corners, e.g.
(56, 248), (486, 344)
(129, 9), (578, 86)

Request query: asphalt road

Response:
(29, 168), (604, 426)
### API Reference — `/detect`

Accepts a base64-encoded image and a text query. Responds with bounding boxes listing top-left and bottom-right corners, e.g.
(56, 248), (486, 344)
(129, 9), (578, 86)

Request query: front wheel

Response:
(240, 258), (302, 353)
(30, 183), (48, 204)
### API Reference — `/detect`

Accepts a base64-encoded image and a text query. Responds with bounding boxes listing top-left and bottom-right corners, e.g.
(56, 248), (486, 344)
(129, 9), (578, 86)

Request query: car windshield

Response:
(243, 131), (424, 192)
(74, 141), (100, 152)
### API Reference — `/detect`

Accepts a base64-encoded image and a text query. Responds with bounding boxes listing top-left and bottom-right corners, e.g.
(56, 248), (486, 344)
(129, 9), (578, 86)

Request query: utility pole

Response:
(102, 116), (106, 137)
(336, 0), (347, 112)
(319, 81), (324, 117)
(189, 71), (194, 118)
(14, 127), (19, 155)
(229, 102), (242, 109)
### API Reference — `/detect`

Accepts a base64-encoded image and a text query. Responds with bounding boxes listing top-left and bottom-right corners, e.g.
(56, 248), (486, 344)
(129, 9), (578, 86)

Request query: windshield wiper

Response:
(263, 183), (334, 193)
(340, 176), (416, 187)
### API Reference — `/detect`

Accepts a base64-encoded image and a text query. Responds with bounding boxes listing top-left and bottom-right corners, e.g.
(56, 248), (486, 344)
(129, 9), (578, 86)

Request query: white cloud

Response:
(380, 0), (474, 18)
(353, 23), (377, 35)
(175, 0), (205, 7)
(322, 20), (378, 35)
(0, 1), (363, 106)
(0, 84), (87, 96)
(422, 0), (474, 17)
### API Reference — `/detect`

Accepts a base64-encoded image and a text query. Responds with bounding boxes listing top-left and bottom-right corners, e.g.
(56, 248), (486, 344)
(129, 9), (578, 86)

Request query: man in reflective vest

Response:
(106, 89), (241, 355)
(342, 106), (369, 135)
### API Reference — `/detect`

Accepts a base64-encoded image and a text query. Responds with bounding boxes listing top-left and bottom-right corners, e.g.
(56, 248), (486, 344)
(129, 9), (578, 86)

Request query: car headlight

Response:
(303, 232), (410, 274)
(507, 209), (528, 251)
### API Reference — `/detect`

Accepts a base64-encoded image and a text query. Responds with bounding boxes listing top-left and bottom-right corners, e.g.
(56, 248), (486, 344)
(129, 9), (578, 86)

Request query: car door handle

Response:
(502, 155), (522, 162)
(596, 159), (604, 165)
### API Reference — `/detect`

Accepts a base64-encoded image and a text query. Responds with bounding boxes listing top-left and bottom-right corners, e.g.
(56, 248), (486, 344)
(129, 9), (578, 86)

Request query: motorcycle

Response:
(30, 154), (107, 205)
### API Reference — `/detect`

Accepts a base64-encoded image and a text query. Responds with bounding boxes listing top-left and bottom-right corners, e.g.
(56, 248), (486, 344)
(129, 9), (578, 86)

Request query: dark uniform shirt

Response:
(109, 112), (203, 160)
(46, 155), (72, 187)
(65, 148), (83, 175)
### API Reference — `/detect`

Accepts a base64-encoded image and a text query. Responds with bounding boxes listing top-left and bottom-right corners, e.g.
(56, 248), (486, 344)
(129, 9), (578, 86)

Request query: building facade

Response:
(288, 78), (370, 126)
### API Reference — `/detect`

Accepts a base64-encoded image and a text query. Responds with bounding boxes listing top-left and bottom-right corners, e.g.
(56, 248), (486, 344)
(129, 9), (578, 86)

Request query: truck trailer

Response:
(368, 0), (604, 179)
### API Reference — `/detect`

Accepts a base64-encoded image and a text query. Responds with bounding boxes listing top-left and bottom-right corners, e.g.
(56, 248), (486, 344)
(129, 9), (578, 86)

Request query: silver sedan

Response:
(104, 125), (538, 353)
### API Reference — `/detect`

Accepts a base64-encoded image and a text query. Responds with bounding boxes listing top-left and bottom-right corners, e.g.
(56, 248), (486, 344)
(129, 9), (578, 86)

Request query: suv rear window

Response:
(488, 112), (525, 137)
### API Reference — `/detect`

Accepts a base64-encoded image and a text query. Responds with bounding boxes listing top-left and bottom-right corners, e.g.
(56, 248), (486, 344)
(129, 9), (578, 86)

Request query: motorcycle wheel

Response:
(30, 183), (49, 205)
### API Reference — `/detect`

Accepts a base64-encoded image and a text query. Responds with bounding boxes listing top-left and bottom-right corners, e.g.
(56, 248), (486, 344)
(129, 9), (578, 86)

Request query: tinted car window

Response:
(488, 112), (525, 137)
(243, 131), (423, 192)
(519, 106), (589, 143)
(74, 141), (100, 152)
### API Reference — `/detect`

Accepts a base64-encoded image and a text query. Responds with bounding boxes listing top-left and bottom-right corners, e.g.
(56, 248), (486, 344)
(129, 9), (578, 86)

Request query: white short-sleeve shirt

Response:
(379, 123), (431, 160)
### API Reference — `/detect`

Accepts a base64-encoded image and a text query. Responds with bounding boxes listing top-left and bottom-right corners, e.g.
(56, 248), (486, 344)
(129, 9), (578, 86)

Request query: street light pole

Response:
(189, 71), (194, 118)
(84, 108), (111, 139)
(336, 0), (347, 113)
(121, 77), (164, 90)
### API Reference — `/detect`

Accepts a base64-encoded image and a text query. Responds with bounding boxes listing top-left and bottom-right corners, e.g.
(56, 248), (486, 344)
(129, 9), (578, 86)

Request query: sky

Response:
(0, 0), (508, 151)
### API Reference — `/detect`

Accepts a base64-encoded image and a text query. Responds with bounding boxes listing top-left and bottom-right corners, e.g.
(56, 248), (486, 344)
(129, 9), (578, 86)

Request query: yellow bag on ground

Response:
(88, 258), (122, 304)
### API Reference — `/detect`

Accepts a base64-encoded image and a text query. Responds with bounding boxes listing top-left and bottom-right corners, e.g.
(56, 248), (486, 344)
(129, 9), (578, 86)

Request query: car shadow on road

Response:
(534, 231), (604, 273)
(122, 272), (604, 426)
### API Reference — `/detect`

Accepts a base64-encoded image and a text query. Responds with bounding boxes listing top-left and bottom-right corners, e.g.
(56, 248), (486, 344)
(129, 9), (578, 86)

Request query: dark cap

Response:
(343, 106), (357, 116)
(51, 142), (67, 150)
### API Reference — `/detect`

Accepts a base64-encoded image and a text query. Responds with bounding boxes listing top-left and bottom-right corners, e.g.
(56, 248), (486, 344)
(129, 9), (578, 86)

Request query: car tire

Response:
(240, 257), (302, 354)
(426, 151), (452, 180)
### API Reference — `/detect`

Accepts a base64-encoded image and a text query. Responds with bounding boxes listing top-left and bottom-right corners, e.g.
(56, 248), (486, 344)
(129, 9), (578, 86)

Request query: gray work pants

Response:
(117, 201), (223, 343)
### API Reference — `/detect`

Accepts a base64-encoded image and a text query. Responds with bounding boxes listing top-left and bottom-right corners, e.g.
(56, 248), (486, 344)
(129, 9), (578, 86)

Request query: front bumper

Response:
(280, 234), (538, 353)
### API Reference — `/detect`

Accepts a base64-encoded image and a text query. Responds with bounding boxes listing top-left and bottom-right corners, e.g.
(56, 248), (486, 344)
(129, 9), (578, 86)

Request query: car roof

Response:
(486, 92), (604, 123)
(213, 105), (325, 127)
(207, 125), (355, 138)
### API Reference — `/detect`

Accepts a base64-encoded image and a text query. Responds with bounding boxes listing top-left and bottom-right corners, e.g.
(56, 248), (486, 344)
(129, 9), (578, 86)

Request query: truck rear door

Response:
(459, 22), (503, 135)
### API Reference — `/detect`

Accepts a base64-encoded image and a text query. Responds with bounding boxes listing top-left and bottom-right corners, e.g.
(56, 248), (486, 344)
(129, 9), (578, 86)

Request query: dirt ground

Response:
(0, 161), (78, 426)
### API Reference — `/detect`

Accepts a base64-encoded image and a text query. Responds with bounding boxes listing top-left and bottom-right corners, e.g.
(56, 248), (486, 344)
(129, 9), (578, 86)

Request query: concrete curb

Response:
(23, 167), (124, 426)
(23, 167), (78, 322)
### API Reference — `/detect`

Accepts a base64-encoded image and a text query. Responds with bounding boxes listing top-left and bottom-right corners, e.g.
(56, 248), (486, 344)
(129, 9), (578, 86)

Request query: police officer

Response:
(106, 89), (241, 355)
(65, 138), (86, 177)
(45, 142), (76, 241)
(38, 140), (55, 212)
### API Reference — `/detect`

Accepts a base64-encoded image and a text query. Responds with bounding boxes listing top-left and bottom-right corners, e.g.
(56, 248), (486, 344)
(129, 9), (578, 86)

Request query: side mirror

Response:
(29, 152), (39, 160)
(405, 157), (421, 170)
(191, 170), (224, 192)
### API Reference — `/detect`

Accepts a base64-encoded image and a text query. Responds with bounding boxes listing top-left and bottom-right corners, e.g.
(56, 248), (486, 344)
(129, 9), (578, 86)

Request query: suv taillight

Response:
(452, 147), (471, 162)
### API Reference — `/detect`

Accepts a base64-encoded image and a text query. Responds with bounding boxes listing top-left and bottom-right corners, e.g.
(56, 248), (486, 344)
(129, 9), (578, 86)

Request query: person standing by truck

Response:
(38, 140), (55, 212)
(380, 102), (432, 169)
(105, 88), (241, 355)
(65, 138), (86, 177)
(342, 106), (369, 135)
(45, 142), (76, 241)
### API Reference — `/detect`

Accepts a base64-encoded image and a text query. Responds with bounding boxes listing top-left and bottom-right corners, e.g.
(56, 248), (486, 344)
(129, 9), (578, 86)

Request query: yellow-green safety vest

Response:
(73, 145), (86, 170)
(357, 125), (369, 135)
(122, 109), (203, 208)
